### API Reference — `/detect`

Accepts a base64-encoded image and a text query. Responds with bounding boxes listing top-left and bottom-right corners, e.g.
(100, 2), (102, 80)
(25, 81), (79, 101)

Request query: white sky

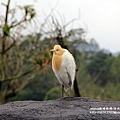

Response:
(0, 0), (120, 53)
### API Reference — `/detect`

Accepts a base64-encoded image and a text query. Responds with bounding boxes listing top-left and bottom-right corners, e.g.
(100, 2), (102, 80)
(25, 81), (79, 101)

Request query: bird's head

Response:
(50, 45), (65, 55)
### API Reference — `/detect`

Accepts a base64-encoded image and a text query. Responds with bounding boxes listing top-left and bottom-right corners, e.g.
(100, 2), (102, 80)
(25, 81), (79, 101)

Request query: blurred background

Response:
(0, 0), (120, 104)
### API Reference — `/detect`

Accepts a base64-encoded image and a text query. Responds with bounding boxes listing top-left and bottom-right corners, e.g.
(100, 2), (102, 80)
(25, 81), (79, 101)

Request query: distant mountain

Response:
(76, 42), (112, 55)
(101, 49), (111, 55)
(76, 42), (100, 53)
(113, 51), (120, 57)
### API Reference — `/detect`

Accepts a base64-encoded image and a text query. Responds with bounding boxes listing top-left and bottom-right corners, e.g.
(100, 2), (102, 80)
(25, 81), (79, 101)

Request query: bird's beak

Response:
(50, 49), (55, 52)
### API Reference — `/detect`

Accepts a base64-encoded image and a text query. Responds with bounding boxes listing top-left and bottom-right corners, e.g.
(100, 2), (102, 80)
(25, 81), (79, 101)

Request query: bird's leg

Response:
(68, 85), (70, 97)
(61, 84), (64, 97)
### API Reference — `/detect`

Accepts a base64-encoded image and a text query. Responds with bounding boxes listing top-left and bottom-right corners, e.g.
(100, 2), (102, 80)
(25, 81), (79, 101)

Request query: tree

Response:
(110, 55), (120, 84)
(0, 0), (51, 103)
(86, 51), (114, 86)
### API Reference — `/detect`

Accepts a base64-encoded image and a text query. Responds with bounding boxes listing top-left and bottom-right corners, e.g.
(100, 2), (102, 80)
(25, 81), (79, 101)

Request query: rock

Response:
(0, 97), (120, 120)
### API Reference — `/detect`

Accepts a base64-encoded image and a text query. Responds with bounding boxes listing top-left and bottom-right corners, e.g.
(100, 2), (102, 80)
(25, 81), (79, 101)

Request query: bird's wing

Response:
(62, 50), (76, 88)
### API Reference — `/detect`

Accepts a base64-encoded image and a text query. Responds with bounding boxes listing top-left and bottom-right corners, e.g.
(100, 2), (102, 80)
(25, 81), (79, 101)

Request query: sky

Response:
(0, 0), (120, 53)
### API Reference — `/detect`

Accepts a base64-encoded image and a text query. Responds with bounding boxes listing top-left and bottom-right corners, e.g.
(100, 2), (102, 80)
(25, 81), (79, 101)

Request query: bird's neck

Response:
(52, 54), (62, 71)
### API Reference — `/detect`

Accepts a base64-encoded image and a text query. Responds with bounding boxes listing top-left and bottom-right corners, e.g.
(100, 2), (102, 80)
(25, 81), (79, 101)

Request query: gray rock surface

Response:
(0, 97), (120, 120)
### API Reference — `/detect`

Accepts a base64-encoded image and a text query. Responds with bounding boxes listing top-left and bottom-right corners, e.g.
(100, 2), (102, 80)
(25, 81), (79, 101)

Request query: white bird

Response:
(50, 45), (76, 97)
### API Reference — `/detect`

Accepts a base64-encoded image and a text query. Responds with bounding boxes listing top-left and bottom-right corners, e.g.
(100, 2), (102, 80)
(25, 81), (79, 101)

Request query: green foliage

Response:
(8, 88), (32, 101)
(3, 23), (10, 37)
(86, 51), (115, 86)
(8, 67), (58, 101)
(110, 55), (120, 83)
(76, 51), (120, 101)
(24, 5), (36, 20)
(78, 80), (120, 101)
(34, 56), (44, 66)
(44, 49), (51, 58)
(44, 87), (61, 100)
(101, 83), (120, 100)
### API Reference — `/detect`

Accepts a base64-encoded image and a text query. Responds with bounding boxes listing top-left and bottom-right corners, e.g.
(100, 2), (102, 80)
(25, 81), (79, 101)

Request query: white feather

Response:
(52, 49), (76, 91)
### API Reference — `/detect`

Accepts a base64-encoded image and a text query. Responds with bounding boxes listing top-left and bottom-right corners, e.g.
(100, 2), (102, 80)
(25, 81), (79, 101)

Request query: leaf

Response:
(44, 49), (51, 58)
(3, 23), (10, 37)
(34, 56), (43, 67)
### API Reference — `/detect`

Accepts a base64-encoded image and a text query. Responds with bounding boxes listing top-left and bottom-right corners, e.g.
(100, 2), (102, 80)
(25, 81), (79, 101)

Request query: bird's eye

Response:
(56, 49), (59, 51)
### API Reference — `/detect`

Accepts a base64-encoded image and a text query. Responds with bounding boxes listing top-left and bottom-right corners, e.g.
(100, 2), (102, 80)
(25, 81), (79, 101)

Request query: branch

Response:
(0, 36), (16, 54)
(63, 18), (79, 29)
(2, 0), (11, 54)
(10, 19), (26, 28)
(40, 1), (59, 32)
(1, 3), (7, 7)
(0, 66), (36, 82)
(5, 0), (10, 24)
